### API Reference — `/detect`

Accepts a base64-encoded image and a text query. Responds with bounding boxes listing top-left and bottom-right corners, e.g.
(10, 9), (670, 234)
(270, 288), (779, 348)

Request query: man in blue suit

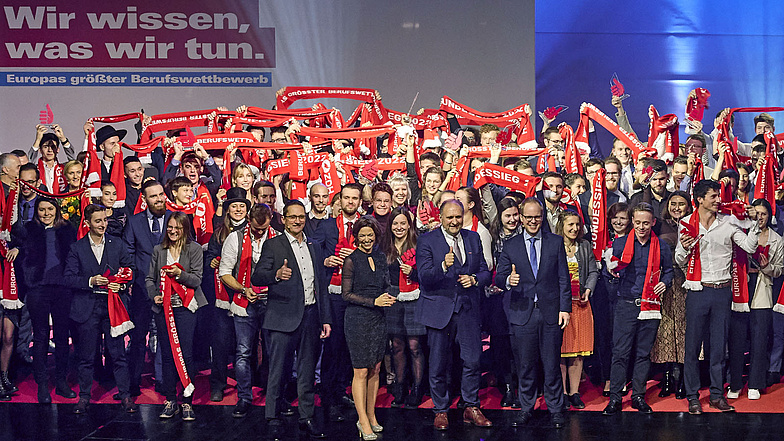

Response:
(416, 199), (492, 431)
(64, 204), (136, 414)
(123, 179), (171, 396)
(495, 197), (571, 429)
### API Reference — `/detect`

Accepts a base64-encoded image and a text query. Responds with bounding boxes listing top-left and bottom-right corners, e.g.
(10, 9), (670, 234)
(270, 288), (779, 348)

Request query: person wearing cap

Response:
(30, 123), (75, 193)
(87, 123), (127, 181)
(203, 187), (249, 402)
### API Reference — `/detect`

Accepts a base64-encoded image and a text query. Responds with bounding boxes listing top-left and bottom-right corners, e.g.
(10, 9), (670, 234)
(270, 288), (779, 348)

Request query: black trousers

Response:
(154, 307), (197, 402)
(128, 281), (154, 391)
(26, 285), (71, 385)
(609, 299), (659, 401)
(207, 303), (236, 393)
(728, 308), (772, 391)
(684, 287), (731, 400)
(75, 299), (130, 400)
(320, 294), (351, 406)
(264, 305), (321, 422)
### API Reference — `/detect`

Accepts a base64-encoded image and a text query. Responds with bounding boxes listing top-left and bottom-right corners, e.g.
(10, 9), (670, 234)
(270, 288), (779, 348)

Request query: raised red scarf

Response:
(0, 240), (20, 310)
(159, 262), (195, 397)
(647, 105), (679, 163)
(438, 96), (536, 149)
(715, 107), (784, 167)
(685, 88), (710, 124)
(559, 123), (584, 175)
(590, 168), (607, 261)
(229, 226), (276, 317)
(575, 102), (653, 160)
(754, 135), (777, 216)
(681, 211), (703, 291)
(103, 267), (134, 337)
(38, 159), (65, 194)
(329, 214), (357, 293)
(397, 248), (419, 301)
(473, 163), (541, 197)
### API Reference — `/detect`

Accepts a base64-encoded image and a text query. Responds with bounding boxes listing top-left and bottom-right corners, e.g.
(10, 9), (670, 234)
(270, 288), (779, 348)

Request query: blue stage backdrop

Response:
(536, 0), (784, 156)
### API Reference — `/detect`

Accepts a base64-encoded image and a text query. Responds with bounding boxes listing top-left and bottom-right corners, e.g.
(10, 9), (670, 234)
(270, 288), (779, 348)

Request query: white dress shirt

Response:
(284, 231), (316, 305)
(218, 228), (268, 278)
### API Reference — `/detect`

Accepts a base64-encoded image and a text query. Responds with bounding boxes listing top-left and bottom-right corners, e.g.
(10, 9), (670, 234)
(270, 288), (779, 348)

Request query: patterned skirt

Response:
(561, 299), (594, 357)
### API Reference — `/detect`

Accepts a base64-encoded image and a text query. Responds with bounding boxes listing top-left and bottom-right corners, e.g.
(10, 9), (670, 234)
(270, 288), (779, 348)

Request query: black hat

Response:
(95, 125), (127, 147)
(223, 187), (250, 212)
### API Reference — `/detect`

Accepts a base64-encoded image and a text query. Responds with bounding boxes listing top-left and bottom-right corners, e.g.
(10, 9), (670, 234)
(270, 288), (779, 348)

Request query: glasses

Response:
(285, 215), (306, 221)
(522, 215), (542, 222)
(271, 137), (287, 144)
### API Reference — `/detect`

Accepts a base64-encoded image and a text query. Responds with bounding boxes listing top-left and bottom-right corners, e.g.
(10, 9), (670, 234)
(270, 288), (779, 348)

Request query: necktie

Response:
(453, 235), (463, 267)
(22, 202), (30, 222)
(346, 221), (354, 245)
(152, 216), (162, 243)
(529, 236), (538, 278)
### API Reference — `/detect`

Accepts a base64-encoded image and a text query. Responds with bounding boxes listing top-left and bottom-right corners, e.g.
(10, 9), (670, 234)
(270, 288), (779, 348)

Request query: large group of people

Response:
(0, 87), (783, 439)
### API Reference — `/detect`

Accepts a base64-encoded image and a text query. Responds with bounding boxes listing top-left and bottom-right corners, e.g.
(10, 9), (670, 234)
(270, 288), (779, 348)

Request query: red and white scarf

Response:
(213, 256), (230, 310)
(685, 88), (711, 127)
(559, 122), (584, 175)
(397, 248), (419, 301)
(159, 262), (195, 397)
(329, 214), (356, 294)
(103, 267), (135, 337)
(229, 226), (276, 316)
(0, 240), (21, 309)
(680, 212), (703, 291)
(166, 185), (215, 244)
(472, 163), (541, 198)
(37, 159), (66, 194)
(610, 232), (663, 320)
(438, 96), (536, 149)
(590, 168), (607, 262)
(575, 102), (653, 160)
(0, 183), (18, 242)
(736, 245), (770, 312)
(647, 105), (679, 163)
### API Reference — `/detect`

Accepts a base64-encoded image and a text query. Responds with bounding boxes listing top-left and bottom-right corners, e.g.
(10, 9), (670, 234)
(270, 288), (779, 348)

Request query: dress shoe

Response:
(500, 384), (515, 407)
(233, 399), (251, 418)
(73, 398), (89, 414)
(631, 396), (653, 414)
(328, 406), (346, 422)
(463, 406), (492, 427)
(37, 384), (52, 404)
(122, 397), (138, 413)
(570, 393), (586, 409)
(510, 411), (532, 427)
(267, 419), (284, 439)
(602, 399), (622, 415)
(210, 389), (224, 402)
(658, 370), (673, 397)
(1, 371), (18, 395)
(709, 397), (735, 412)
(688, 399), (702, 415)
(552, 412), (566, 429)
(298, 419), (326, 439)
(675, 378), (686, 399)
(433, 412), (449, 431)
(55, 381), (77, 399)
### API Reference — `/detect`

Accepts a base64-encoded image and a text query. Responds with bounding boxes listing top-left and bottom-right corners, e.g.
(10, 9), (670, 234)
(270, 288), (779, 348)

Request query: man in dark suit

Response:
(495, 197), (571, 429)
(416, 199), (493, 431)
(252, 200), (332, 440)
(64, 204), (136, 414)
(123, 180), (171, 396)
(93, 124), (127, 181)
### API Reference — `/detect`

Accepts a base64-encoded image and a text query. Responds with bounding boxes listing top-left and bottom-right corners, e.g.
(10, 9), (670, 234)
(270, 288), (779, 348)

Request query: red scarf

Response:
(329, 214), (357, 293)
(438, 96), (536, 148)
(714, 107), (784, 167)
(0, 240), (20, 310)
(575, 102), (653, 159)
(37, 159), (65, 194)
(109, 151), (127, 208)
(397, 248), (419, 301)
(754, 137), (777, 216)
(166, 186), (214, 244)
(612, 232), (663, 319)
(213, 256), (230, 310)
(559, 122), (584, 175)
(681, 211), (703, 291)
(735, 245), (770, 312)
(590, 168), (607, 261)
(0, 183), (18, 241)
(472, 163), (541, 197)
(685, 88), (711, 125)
(647, 105), (679, 163)
(103, 267), (135, 337)
(229, 226), (276, 316)
(159, 262), (195, 397)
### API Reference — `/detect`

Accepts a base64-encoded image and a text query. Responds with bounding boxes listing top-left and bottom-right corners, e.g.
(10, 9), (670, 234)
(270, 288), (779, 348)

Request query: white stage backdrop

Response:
(0, 0), (534, 152)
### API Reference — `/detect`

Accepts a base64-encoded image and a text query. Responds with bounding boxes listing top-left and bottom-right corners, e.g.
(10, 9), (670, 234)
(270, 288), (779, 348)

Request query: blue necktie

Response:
(529, 236), (538, 278)
(152, 216), (162, 243)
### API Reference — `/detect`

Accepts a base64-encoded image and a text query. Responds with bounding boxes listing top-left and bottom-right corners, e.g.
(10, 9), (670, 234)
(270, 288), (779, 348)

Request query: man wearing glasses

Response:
(17, 163), (42, 225)
(495, 198), (571, 428)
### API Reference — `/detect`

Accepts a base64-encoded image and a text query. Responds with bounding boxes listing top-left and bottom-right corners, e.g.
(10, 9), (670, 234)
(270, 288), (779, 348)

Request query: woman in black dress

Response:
(342, 217), (395, 440)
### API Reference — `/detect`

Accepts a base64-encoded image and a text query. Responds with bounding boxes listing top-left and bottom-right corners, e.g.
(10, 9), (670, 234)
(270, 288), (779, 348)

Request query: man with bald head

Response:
(304, 183), (330, 240)
(416, 199), (492, 430)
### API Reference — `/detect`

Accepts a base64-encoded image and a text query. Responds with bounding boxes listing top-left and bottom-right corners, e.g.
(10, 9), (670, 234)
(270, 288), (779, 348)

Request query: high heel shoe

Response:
(370, 423), (383, 433)
(356, 421), (378, 440)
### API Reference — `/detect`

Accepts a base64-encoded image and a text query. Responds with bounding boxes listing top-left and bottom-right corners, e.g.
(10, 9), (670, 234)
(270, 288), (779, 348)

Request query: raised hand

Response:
(276, 259), (292, 281)
(445, 246), (455, 268)
(509, 264), (520, 287)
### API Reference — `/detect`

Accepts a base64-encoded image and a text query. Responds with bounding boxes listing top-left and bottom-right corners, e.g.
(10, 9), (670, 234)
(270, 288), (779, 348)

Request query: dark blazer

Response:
(576, 240), (600, 294)
(315, 216), (340, 280)
(495, 230), (571, 326)
(18, 220), (76, 288)
(252, 233), (332, 333)
(415, 228), (492, 330)
(123, 209), (172, 286)
(63, 234), (134, 324)
(145, 241), (206, 314)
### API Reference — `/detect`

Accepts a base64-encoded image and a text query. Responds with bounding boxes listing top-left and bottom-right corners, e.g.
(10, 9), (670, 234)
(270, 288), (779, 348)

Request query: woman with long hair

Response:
(383, 207), (424, 408)
(651, 191), (693, 398)
(146, 211), (206, 421)
(556, 210), (598, 409)
(342, 217), (395, 440)
(20, 196), (78, 403)
(95, 180), (127, 237)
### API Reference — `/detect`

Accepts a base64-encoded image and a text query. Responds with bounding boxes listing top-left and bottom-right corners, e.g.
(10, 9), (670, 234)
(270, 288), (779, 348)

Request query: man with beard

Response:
(629, 159), (671, 219)
(536, 172), (566, 233)
(122, 180), (172, 397)
(604, 157), (628, 206)
(316, 183), (362, 422)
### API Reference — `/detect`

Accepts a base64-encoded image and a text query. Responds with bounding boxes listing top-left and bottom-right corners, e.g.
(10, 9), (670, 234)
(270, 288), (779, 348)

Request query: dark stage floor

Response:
(1, 404), (782, 441)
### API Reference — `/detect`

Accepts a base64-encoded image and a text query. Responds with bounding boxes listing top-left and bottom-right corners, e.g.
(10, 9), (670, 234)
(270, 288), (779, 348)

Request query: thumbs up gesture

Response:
(509, 264), (520, 287)
(276, 259), (292, 281)
(445, 246), (455, 268)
